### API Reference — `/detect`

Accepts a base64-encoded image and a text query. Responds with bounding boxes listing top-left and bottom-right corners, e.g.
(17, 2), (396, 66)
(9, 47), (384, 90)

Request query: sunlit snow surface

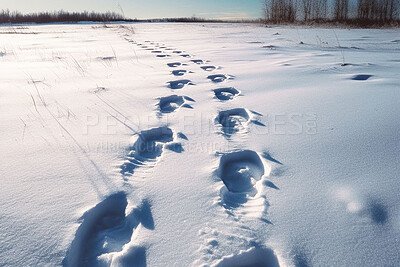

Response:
(0, 23), (399, 266)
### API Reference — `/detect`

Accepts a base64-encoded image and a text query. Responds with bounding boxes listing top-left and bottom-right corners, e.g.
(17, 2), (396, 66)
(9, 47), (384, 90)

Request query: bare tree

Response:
(300, 0), (312, 21)
(377, 0), (399, 22)
(263, 0), (296, 23)
(357, 0), (399, 22)
(335, 0), (349, 21)
(313, 0), (328, 20)
(261, 0), (398, 24)
(389, 0), (399, 20)
(358, 0), (378, 21)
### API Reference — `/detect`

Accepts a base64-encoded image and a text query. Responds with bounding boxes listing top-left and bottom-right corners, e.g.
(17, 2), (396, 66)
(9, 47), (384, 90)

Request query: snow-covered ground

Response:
(0, 23), (399, 266)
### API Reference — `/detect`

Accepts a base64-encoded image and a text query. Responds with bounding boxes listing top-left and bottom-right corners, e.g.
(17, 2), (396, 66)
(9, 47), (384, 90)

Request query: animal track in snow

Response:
(207, 74), (234, 83)
(180, 54), (192, 58)
(158, 95), (195, 114)
(120, 127), (184, 175)
(167, 79), (194, 90)
(213, 87), (241, 101)
(156, 54), (170, 58)
(63, 193), (154, 267)
(201, 65), (218, 71)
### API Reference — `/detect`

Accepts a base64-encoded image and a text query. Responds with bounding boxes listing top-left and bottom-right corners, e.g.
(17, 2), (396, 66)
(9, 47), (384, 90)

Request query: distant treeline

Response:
(1, 5), (399, 26)
(262, 0), (400, 25)
(144, 17), (264, 23)
(0, 10), (128, 24)
(0, 10), (259, 24)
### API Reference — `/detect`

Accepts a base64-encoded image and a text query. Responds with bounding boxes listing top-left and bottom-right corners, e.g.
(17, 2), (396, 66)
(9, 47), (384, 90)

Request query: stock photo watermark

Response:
(82, 112), (318, 136)
(79, 111), (318, 154)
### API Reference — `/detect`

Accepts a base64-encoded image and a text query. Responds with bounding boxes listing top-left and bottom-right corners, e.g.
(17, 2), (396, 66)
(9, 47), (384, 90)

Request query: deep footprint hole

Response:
(213, 87), (240, 101)
(158, 95), (185, 113)
(167, 79), (193, 90)
(201, 65), (217, 71)
(172, 70), (187, 76)
(208, 74), (232, 83)
(134, 127), (174, 160)
(218, 150), (265, 193)
(167, 62), (182, 68)
(217, 108), (250, 136)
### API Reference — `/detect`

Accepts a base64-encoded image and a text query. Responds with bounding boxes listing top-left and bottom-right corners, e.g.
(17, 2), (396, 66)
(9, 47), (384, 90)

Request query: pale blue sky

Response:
(2, 0), (263, 19)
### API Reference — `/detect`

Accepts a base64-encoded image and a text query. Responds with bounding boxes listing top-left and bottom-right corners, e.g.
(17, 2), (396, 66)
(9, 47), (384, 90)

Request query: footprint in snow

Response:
(191, 59), (208, 64)
(167, 62), (184, 68)
(63, 193), (153, 267)
(172, 69), (189, 76)
(216, 108), (264, 137)
(218, 150), (265, 194)
(120, 126), (185, 176)
(213, 87), (241, 101)
(167, 79), (194, 90)
(216, 150), (277, 220)
(201, 65), (218, 71)
(158, 95), (195, 114)
(207, 74), (234, 83)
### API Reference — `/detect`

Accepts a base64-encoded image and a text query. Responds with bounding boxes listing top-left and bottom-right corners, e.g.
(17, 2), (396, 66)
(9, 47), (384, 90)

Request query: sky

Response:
(1, 0), (263, 19)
